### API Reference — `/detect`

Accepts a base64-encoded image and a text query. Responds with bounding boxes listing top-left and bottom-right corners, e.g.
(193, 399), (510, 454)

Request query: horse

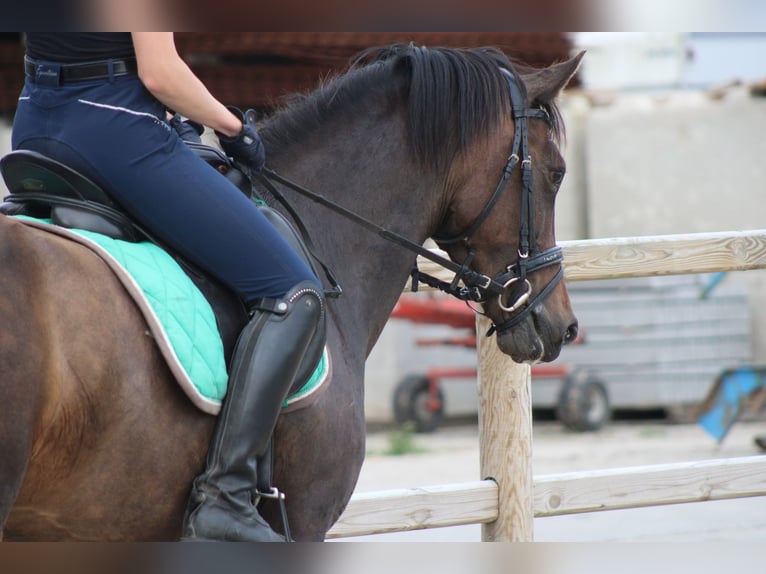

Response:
(0, 44), (581, 541)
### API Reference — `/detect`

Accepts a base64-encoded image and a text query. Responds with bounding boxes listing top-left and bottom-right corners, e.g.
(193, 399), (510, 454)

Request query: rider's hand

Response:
(216, 106), (266, 174)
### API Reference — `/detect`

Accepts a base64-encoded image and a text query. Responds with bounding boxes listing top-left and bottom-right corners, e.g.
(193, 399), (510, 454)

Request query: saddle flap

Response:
(51, 204), (142, 242)
(1, 149), (114, 206)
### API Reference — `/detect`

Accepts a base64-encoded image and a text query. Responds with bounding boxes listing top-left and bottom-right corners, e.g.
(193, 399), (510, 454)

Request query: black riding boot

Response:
(181, 280), (325, 541)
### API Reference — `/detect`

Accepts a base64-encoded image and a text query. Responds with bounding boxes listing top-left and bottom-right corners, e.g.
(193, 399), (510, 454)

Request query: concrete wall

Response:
(584, 88), (766, 238)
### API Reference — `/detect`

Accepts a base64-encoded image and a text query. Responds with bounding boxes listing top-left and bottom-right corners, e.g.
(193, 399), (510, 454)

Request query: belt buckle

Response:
(35, 62), (62, 87)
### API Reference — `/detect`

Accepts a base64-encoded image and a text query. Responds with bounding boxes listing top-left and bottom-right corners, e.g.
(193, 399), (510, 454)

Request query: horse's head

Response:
(421, 49), (583, 364)
(262, 45), (581, 364)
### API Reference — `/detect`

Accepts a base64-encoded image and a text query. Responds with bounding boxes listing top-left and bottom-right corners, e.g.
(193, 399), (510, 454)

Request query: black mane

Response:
(260, 44), (563, 172)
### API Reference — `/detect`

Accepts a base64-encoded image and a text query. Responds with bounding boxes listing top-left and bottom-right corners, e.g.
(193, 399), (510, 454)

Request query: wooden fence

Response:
(326, 229), (766, 540)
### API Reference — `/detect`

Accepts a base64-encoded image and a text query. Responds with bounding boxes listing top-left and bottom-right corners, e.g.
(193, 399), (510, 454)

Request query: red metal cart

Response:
(389, 295), (605, 432)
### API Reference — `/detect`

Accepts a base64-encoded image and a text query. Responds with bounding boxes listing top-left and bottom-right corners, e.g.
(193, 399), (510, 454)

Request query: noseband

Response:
(256, 66), (563, 337)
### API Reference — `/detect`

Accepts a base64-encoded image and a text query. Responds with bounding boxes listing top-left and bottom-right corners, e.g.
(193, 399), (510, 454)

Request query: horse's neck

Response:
(267, 120), (443, 356)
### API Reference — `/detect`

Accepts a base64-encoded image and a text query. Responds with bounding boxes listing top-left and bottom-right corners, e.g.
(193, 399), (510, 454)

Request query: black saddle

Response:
(0, 145), (251, 241)
(0, 149), (143, 240)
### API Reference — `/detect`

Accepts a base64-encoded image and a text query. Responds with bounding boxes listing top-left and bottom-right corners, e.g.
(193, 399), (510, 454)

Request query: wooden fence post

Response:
(476, 315), (534, 541)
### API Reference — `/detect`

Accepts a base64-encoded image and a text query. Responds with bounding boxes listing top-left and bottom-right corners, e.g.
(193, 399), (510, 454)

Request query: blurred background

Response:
(2, 32), (765, 435)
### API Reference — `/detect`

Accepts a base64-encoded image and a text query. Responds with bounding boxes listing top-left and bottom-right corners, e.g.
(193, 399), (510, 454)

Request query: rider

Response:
(12, 32), (326, 542)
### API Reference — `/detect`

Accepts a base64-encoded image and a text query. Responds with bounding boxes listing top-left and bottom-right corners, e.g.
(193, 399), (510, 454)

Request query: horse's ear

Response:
(522, 51), (585, 104)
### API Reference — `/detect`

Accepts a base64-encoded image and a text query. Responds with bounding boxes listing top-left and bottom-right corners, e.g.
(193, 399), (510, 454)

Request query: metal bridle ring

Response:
(498, 277), (532, 313)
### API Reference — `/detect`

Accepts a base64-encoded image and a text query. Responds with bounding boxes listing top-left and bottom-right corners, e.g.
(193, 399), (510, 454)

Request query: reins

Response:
(255, 168), (496, 301)
(255, 66), (564, 336)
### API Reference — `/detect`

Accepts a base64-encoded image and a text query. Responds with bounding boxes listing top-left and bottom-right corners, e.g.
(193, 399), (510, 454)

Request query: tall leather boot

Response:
(181, 280), (325, 541)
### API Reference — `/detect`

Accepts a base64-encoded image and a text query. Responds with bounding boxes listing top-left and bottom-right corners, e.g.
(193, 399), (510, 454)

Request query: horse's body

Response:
(0, 45), (581, 540)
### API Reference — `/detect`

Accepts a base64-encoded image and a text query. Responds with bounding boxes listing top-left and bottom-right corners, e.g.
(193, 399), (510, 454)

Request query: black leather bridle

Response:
(257, 66), (564, 336)
(429, 68), (565, 335)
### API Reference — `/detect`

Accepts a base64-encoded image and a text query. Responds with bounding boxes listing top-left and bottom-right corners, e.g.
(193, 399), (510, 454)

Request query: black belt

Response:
(24, 56), (138, 84)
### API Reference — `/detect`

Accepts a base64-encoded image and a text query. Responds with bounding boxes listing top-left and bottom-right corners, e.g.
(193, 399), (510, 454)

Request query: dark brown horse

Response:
(0, 45), (581, 541)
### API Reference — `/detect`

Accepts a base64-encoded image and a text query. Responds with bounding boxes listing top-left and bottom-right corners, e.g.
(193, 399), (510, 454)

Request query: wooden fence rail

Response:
(333, 229), (766, 541)
(326, 481), (498, 539)
(327, 456), (766, 538)
(411, 229), (766, 286)
(561, 230), (766, 281)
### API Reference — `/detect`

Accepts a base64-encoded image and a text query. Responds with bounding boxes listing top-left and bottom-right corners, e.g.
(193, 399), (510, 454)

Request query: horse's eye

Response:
(550, 169), (566, 186)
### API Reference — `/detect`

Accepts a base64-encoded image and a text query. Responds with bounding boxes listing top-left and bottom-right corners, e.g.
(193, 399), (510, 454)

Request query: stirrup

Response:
(257, 486), (293, 542)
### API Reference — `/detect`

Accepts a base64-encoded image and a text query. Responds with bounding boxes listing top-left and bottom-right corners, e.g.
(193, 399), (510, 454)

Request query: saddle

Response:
(0, 145), (322, 367)
(0, 144), (250, 241)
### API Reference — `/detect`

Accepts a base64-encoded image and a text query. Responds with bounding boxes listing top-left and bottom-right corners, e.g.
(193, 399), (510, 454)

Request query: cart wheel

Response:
(392, 374), (445, 433)
(556, 370), (610, 432)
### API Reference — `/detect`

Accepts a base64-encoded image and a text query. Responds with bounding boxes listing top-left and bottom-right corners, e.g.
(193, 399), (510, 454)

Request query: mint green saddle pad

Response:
(15, 216), (329, 415)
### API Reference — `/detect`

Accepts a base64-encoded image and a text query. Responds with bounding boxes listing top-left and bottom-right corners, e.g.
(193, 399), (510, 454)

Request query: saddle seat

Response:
(0, 149), (143, 241)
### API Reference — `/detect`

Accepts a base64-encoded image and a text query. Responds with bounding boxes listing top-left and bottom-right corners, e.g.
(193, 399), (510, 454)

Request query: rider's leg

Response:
(182, 280), (325, 541)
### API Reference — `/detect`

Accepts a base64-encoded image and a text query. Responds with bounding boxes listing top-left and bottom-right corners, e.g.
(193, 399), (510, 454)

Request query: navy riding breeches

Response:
(12, 64), (319, 305)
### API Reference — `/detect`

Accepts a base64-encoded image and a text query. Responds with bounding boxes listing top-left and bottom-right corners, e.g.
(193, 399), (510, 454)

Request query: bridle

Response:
(255, 66), (564, 337)
(429, 67), (565, 335)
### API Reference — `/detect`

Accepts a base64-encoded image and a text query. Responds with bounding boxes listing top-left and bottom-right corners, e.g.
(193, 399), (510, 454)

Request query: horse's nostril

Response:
(563, 322), (579, 345)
